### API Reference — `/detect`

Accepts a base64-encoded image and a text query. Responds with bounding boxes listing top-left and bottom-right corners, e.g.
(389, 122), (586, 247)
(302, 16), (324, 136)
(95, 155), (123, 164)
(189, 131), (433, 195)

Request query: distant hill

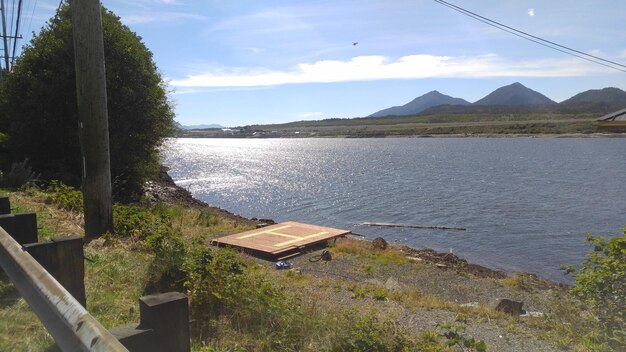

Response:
(179, 123), (224, 130)
(474, 82), (556, 106)
(369, 90), (470, 117)
(560, 87), (626, 110)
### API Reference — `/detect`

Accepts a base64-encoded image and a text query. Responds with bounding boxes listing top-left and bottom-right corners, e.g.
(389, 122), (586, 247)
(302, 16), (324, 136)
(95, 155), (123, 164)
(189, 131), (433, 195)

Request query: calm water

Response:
(161, 138), (626, 282)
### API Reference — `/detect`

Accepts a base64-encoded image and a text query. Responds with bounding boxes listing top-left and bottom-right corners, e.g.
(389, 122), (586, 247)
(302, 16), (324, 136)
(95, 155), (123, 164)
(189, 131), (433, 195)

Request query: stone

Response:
(372, 237), (388, 250)
(384, 277), (402, 291)
(495, 298), (525, 315)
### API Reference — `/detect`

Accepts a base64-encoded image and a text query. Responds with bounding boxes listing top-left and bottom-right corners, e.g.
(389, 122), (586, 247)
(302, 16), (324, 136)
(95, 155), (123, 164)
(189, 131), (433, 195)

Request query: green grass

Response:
(0, 187), (620, 351)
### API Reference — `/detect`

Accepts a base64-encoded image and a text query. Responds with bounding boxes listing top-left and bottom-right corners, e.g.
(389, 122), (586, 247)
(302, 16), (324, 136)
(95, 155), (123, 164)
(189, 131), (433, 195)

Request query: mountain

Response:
(560, 87), (626, 110)
(369, 90), (471, 117)
(473, 82), (556, 106)
(179, 123), (224, 130)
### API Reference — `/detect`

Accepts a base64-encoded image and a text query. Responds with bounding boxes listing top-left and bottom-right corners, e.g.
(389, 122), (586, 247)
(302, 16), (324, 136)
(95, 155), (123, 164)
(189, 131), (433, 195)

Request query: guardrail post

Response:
(140, 292), (190, 352)
(109, 324), (156, 352)
(0, 226), (128, 351)
(0, 196), (10, 215)
(0, 212), (38, 244)
(23, 236), (86, 307)
(110, 292), (190, 352)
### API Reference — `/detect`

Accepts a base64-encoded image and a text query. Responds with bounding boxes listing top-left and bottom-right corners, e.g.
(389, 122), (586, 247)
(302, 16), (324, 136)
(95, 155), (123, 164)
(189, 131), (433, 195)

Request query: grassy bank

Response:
(175, 111), (626, 138)
(0, 184), (622, 351)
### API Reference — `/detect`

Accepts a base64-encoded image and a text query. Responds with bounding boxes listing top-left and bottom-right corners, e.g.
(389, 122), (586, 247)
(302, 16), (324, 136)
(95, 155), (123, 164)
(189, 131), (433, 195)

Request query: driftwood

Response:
(361, 222), (466, 231)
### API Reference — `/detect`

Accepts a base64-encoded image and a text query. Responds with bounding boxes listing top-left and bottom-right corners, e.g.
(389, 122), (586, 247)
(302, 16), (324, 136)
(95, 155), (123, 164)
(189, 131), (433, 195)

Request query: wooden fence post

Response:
(23, 236), (86, 307)
(111, 292), (190, 352)
(0, 212), (38, 244)
(0, 196), (10, 215)
(139, 292), (190, 352)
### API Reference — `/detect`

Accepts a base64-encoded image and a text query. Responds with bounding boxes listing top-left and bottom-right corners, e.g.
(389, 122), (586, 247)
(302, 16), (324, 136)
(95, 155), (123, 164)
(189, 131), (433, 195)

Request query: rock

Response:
(384, 277), (402, 291)
(406, 256), (423, 262)
(372, 237), (388, 250)
(460, 302), (479, 308)
(495, 299), (525, 315)
(87, 238), (107, 249)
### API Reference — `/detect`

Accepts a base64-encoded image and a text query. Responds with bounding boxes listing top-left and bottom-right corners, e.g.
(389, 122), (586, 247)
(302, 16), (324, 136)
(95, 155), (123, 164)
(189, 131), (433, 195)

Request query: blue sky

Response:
(17, 0), (626, 126)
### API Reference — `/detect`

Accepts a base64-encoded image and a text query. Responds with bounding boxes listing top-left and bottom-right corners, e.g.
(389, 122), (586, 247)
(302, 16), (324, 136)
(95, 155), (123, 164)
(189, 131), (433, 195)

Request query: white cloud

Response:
(122, 11), (206, 24)
(620, 49), (626, 58)
(527, 8), (535, 17)
(170, 54), (610, 88)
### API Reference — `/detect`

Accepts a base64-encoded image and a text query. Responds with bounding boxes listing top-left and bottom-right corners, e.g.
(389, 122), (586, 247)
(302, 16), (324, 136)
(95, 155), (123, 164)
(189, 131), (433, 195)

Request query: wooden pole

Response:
(71, 0), (113, 237)
(361, 222), (466, 231)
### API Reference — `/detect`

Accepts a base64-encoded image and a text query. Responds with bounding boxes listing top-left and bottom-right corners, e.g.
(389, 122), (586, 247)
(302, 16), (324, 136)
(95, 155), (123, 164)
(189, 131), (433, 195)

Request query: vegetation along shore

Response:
(0, 3), (623, 351)
(0, 171), (623, 351)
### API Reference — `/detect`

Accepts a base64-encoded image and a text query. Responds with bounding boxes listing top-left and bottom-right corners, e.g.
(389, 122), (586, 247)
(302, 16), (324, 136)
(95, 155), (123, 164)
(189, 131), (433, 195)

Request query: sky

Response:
(12, 0), (626, 127)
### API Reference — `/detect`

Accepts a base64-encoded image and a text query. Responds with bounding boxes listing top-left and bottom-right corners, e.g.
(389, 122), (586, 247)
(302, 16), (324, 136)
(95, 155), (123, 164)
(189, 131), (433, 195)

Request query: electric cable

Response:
(434, 0), (626, 73)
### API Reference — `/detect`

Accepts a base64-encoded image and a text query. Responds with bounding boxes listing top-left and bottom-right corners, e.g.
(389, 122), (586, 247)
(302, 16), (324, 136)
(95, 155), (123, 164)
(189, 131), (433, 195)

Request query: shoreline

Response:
(175, 132), (626, 139)
(148, 166), (567, 288)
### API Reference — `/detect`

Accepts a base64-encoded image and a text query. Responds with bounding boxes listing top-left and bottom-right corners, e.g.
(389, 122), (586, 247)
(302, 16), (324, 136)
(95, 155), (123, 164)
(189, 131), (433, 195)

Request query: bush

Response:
(564, 230), (626, 350)
(0, 4), (174, 200)
(331, 315), (417, 352)
(182, 246), (310, 350)
(112, 204), (172, 241)
(45, 180), (83, 211)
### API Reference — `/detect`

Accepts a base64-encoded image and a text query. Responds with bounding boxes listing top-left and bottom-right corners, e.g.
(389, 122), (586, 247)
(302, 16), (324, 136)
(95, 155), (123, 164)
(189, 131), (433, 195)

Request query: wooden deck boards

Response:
(211, 221), (350, 259)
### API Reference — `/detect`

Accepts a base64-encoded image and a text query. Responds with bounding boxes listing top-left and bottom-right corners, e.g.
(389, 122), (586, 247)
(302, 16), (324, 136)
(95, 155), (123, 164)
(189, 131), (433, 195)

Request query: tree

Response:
(0, 3), (174, 201)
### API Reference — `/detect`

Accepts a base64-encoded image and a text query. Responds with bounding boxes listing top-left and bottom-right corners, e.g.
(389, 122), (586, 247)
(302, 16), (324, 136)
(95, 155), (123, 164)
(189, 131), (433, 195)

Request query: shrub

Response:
(564, 230), (626, 350)
(331, 315), (417, 352)
(112, 204), (173, 241)
(436, 321), (487, 352)
(45, 180), (83, 211)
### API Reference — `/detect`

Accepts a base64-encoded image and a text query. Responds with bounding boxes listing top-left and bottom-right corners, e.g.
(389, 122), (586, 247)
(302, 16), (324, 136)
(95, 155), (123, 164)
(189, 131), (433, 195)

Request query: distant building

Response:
(597, 108), (626, 130)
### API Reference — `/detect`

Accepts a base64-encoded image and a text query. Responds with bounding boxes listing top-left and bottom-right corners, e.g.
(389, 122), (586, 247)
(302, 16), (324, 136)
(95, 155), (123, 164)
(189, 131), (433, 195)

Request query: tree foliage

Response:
(0, 4), (174, 200)
(567, 229), (626, 349)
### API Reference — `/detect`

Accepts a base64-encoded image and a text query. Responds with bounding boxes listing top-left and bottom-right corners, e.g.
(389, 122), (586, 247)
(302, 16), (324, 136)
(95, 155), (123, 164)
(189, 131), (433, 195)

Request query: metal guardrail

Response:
(0, 226), (128, 351)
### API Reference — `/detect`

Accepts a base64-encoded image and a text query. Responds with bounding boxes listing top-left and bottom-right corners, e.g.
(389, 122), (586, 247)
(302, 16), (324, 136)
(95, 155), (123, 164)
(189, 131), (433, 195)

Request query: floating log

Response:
(361, 222), (466, 231)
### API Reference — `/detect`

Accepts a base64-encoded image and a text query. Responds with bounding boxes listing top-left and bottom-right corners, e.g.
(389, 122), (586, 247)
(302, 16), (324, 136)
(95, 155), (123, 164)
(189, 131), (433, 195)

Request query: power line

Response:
(1, 0), (10, 71)
(25, 0), (37, 40)
(433, 0), (626, 73)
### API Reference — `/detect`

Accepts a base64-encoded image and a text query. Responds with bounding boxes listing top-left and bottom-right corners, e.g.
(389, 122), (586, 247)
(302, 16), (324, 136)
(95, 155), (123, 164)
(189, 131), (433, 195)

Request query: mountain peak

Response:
(474, 83), (556, 106)
(560, 87), (626, 109)
(369, 91), (470, 117)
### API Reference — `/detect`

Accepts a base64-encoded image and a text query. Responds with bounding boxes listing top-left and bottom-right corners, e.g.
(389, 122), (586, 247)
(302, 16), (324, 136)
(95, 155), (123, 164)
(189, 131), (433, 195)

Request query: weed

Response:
(436, 321), (487, 352)
(331, 315), (418, 351)
(500, 273), (536, 292)
(373, 288), (389, 301)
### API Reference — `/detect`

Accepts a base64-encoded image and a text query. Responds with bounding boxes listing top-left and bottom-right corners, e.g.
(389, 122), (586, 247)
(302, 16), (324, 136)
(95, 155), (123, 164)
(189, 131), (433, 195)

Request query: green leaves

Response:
(0, 4), (174, 201)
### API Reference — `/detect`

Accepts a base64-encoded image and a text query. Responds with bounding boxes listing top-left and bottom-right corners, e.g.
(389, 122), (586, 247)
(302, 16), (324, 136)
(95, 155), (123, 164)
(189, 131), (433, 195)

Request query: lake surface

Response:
(161, 138), (626, 282)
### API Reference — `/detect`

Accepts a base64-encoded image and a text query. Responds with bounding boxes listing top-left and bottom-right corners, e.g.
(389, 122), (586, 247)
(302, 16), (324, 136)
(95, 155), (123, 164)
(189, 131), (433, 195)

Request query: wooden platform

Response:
(211, 221), (350, 260)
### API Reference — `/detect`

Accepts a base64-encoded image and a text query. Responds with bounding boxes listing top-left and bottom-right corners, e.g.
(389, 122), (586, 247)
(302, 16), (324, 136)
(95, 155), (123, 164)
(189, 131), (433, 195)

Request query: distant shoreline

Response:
(175, 132), (626, 139)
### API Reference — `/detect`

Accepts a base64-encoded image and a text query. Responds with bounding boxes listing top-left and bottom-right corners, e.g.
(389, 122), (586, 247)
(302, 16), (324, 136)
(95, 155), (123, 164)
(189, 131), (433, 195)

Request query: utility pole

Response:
(10, 0), (23, 68)
(71, 0), (113, 238)
(0, 0), (10, 71)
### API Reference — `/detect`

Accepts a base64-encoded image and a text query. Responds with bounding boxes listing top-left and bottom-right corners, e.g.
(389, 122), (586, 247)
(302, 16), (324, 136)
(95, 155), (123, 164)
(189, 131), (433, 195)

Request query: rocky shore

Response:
(142, 167), (580, 350)
(147, 166), (565, 289)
